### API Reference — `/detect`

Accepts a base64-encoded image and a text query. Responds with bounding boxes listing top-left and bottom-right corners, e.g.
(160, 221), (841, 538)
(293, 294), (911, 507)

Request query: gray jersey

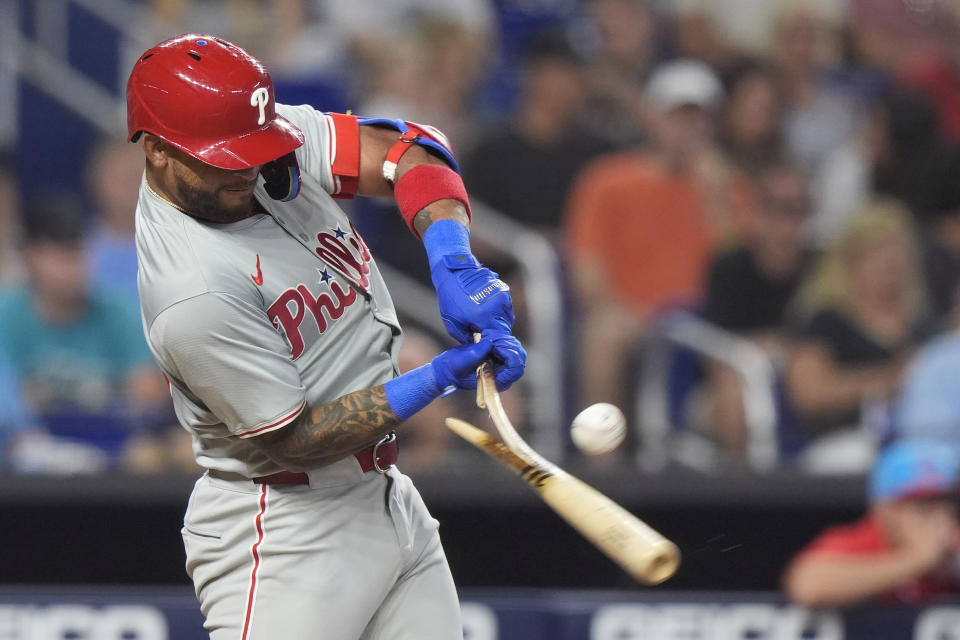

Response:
(136, 103), (403, 477)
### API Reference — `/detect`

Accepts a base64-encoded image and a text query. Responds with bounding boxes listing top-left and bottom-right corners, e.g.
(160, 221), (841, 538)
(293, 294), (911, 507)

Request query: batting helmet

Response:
(126, 34), (304, 171)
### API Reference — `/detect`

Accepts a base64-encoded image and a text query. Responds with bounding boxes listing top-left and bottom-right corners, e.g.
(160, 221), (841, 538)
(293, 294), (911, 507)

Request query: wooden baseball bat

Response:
(446, 343), (680, 584)
(445, 416), (680, 585)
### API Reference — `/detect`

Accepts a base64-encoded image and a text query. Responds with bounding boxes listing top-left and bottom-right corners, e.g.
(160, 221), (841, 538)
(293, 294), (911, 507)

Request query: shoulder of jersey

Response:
(137, 203), (265, 326)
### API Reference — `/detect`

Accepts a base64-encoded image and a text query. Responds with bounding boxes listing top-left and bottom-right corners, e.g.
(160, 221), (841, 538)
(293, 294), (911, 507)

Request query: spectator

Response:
(719, 59), (785, 174)
(672, 2), (744, 74)
(900, 0), (960, 144)
(0, 358), (115, 475)
(917, 146), (960, 325)
(270, 0), (496, 85)
(0, 198), (173, 472)
(784, 439), (960, 608)
(355, 11), (494, 151)
(772, 1), (861, 178)
(812, 89), (943, 249)
(786, 199), (930, 473)
(0, 152), (23, 284)
(0, 356), (33, 468)
(665, 0), (848, 61)
(582, 0), (658, 147)
(86, 137), (146, 306)
(463, 27), (613, 239)
(895, 302), (960, 448)
(701, 163), (813, 460)
(140, 0), (295, 64)
(846, 0), (938, 76)
(565, 59), (756, 410)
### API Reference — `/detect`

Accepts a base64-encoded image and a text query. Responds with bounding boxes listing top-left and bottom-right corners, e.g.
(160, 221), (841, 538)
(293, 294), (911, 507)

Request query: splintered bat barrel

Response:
(445, 417), (680, 585)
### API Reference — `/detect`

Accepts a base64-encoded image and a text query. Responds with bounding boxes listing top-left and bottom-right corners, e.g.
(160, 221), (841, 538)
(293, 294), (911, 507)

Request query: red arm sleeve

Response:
(327, 113), (361, 199)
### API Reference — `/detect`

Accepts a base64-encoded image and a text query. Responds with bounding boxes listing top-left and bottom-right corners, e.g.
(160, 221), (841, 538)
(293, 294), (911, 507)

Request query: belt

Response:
(253, 432), (398, 485)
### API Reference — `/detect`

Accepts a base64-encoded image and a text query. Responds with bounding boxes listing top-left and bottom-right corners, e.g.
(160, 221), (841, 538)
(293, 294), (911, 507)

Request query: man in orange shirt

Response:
(784, 440), (960, 608)
(565, 59), (755, 412)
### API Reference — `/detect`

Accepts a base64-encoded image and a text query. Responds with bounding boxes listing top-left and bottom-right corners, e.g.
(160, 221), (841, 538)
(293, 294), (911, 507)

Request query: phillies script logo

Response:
(267, 225), (372, 359)
(250, 87), (269, 125)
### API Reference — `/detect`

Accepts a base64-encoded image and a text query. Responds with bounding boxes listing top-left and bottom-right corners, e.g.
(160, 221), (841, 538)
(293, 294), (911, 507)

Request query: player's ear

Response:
(141, 134), (169, 169)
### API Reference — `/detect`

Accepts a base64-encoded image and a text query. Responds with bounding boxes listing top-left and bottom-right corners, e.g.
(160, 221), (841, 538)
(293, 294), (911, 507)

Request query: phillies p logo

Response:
(250, 87), (269, 125)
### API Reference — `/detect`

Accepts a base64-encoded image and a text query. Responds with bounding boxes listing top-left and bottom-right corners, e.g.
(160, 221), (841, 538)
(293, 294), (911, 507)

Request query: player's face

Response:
(163, 145), (262, 223)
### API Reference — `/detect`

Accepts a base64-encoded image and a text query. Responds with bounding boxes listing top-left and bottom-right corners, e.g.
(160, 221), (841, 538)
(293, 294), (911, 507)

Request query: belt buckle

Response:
(372, 432), (396, 474)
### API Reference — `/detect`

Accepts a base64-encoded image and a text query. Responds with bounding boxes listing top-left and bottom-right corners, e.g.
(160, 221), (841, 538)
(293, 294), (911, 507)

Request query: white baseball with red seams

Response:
(571, 403), (627, 455)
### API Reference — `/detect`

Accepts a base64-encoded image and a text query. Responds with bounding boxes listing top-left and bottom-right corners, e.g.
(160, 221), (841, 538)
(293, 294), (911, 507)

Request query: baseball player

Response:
(126, 34), (526, 639)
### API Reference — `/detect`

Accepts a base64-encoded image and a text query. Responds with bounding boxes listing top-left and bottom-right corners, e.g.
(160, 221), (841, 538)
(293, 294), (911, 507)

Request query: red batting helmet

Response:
(126, 34), (304, 170)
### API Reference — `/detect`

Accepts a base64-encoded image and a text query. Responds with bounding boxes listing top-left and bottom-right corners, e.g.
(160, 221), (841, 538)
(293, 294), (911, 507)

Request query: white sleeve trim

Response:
(235, 398), (307, 439)
(323, 113), (338, 194)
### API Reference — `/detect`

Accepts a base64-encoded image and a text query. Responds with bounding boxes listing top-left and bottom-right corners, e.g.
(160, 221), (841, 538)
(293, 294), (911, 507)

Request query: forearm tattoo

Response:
(413, 209), (434, 237)
(413, 202), (470, 237)
(260, 385), (400, 470)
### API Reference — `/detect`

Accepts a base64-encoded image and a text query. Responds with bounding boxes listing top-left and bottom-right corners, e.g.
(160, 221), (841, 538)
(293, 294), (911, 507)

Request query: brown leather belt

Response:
(253, 433), (398, 485)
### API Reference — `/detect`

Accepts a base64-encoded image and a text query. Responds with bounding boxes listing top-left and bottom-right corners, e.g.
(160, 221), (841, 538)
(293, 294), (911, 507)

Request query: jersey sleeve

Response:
(148, 292), (307, 438)
(275, 103), (360, 198)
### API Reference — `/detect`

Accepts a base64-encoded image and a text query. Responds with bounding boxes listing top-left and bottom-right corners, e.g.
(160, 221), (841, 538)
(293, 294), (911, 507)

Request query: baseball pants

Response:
(181, 458), (463, 640)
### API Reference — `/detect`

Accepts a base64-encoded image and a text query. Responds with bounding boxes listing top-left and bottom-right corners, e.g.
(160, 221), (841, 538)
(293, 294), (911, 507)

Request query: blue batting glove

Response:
(486, 331), (527, 391)
(423, 219), (515, 344)
(431, 338), (495, 395)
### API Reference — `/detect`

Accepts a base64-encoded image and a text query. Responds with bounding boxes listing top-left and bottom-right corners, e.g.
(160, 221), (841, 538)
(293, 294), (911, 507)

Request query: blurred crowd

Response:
(3, 0), (960, 481)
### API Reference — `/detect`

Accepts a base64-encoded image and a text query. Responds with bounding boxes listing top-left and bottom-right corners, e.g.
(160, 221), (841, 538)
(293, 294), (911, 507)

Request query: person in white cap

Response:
(564, 58), (758, 413)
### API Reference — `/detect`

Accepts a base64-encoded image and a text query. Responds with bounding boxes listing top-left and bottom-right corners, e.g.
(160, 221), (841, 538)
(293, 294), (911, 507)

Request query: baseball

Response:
(571, 403), (627, 456)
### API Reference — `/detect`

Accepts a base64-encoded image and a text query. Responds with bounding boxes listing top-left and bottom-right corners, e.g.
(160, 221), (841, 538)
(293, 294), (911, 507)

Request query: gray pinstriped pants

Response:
(182, 459), (462, 639)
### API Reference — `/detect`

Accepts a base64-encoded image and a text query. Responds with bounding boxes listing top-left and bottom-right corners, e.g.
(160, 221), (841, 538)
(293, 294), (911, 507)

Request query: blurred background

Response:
(4, 0), (960, 637)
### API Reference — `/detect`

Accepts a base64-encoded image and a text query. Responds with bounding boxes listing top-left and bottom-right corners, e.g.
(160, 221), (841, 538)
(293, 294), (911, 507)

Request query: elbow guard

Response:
(357, 117), (461, 182)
